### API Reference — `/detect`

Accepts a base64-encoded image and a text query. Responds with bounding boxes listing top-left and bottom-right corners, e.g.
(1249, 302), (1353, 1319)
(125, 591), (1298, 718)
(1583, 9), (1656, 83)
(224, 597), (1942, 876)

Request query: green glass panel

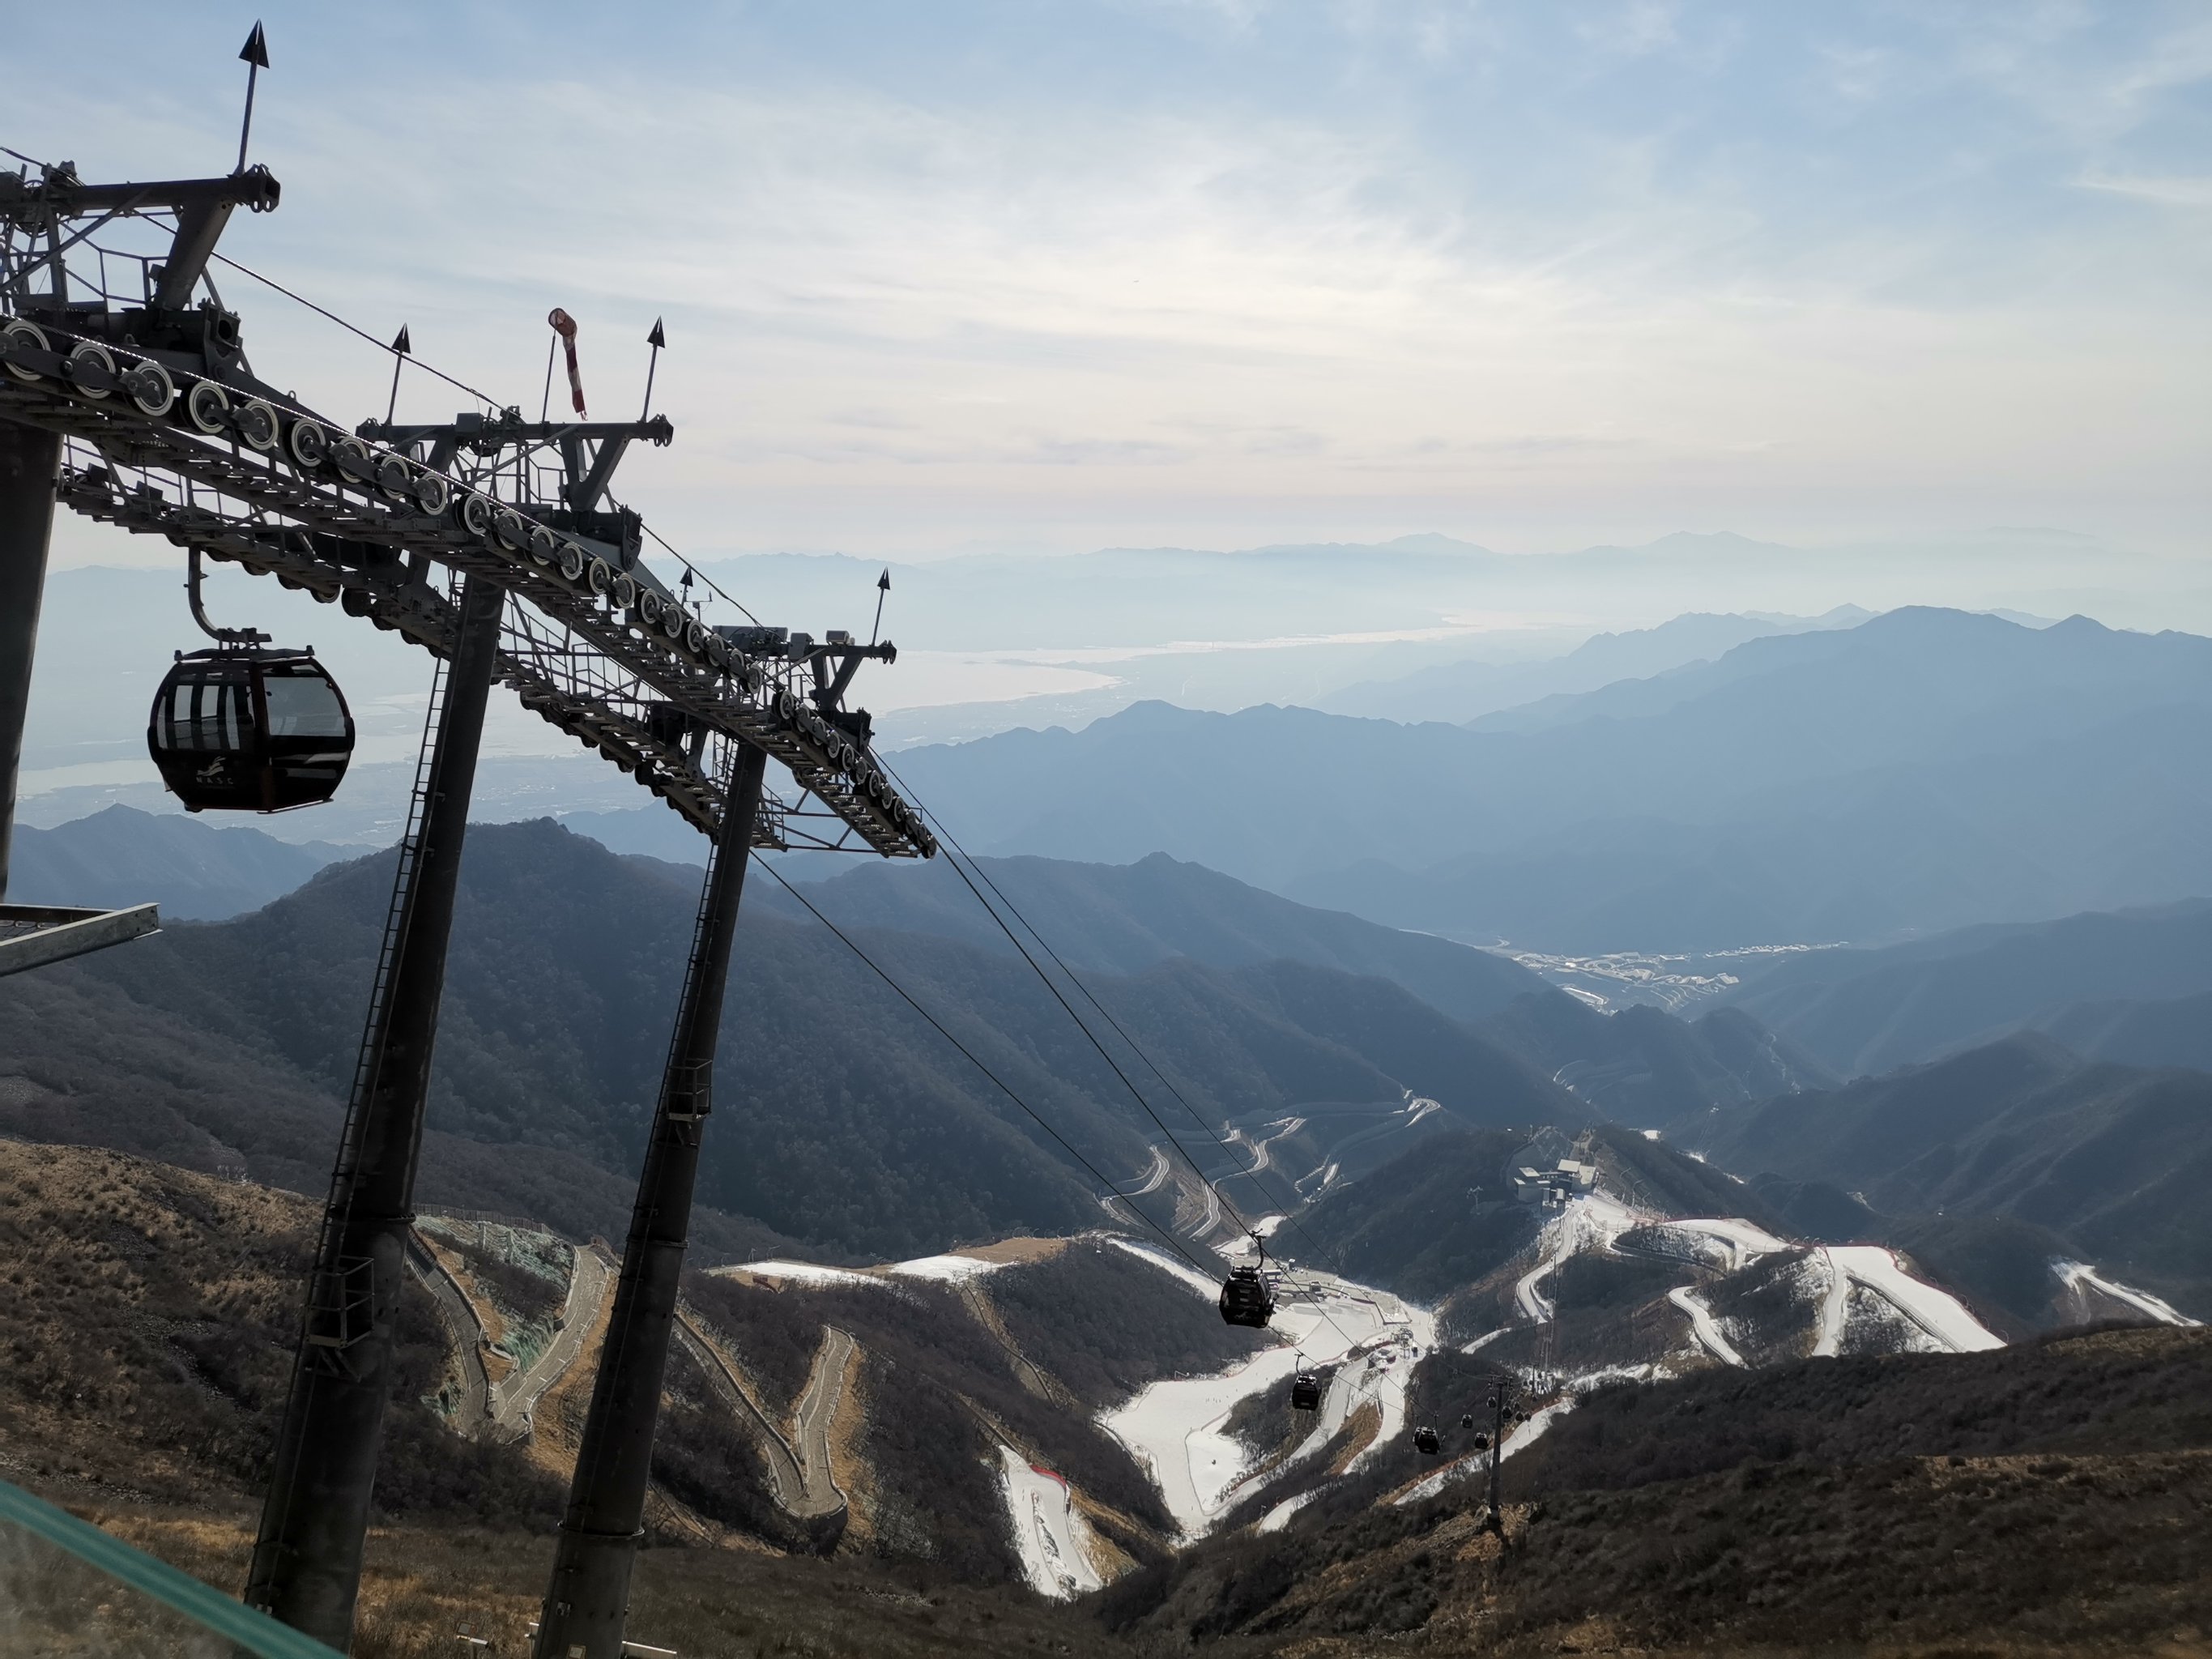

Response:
(0, 1478), (341, 1657)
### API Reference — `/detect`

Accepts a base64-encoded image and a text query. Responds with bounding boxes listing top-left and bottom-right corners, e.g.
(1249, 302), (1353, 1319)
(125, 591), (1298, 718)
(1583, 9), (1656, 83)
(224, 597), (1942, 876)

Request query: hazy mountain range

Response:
(1724, 898), (2212, 1077)
(1317, 605), (1871, 724)
(891, 608), (2212, 951)
(8, 805), (349, 919)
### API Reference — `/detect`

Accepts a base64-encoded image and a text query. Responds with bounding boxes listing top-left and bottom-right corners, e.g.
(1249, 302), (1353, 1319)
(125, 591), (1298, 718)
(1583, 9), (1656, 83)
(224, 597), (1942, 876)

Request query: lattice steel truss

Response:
(0, 159), (931, 858)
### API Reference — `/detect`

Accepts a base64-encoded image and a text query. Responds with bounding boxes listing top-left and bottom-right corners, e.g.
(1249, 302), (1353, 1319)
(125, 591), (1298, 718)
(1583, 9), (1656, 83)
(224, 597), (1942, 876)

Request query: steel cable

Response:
(754, 860), (1221, 1283)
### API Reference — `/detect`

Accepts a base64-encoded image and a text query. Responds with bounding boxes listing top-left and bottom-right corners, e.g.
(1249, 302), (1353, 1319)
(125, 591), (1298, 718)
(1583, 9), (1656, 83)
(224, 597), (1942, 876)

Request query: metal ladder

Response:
(305, 579), (462, 1350)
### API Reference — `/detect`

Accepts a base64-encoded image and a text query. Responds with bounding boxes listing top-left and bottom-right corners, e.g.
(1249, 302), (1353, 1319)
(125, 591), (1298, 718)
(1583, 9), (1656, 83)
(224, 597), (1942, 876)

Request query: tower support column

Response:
(245, 573), (506, 1649)
(532, 741), (769, 1659)
(0, 420), (62, 898)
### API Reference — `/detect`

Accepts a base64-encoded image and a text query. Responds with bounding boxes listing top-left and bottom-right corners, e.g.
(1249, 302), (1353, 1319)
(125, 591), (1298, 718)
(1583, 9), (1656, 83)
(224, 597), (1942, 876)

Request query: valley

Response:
(5, 601), (2210, 1656)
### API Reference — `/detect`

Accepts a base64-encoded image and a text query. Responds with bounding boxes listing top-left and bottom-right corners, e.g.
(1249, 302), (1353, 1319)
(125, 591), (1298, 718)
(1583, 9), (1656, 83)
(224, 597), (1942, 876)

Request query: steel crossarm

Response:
(0, 317), (932, 857)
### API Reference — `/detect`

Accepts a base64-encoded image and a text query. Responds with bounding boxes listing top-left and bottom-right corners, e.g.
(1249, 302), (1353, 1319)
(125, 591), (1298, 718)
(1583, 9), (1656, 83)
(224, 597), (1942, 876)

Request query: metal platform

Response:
(0, 901), (160, 976)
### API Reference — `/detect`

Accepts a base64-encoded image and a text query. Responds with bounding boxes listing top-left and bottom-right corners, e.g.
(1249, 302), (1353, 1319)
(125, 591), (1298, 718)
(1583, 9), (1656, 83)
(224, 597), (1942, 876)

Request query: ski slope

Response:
(885, 1253), (1006, 1284)
(1812, 1245), (2004, 1354)
(724, 1260), (881, 1290)
(1515, 1192), (1645, 1321)
(1668, 1285), (1745, 1367)
(995, 1448), (1105, 1600)
(1664, 1216), (1789, 1271)
(1100, 1252), (1435, 1537)
(2056, 1260), (2201, 1328)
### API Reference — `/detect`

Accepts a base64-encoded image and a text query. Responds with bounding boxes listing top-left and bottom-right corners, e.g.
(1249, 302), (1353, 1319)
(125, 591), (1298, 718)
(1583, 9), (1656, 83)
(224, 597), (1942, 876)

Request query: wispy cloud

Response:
(9, 1), (2207, 557)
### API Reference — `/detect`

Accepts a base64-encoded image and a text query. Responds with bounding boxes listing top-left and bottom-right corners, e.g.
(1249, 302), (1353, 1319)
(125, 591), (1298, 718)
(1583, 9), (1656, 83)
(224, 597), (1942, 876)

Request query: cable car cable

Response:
(208, 253), (504, 412)
(874, 759), (1268, 1237)
(915, 836), (1362, 1354)
(877, 757), (1367, 1290)
(866, 770), (1366, 1354)
(929, 817), (1357, 1281)
(754, 860), (1221, 1282)
(872, 758), (1368, 1341)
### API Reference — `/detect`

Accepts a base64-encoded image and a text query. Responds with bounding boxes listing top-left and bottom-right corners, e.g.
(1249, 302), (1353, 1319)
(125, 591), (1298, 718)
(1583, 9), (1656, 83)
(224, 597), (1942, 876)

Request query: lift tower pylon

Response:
(532, 740), (769, 1659)
(5, 126), (933, 1650)
(0, 420), (59, 897)
(244, 573), (505, 1645)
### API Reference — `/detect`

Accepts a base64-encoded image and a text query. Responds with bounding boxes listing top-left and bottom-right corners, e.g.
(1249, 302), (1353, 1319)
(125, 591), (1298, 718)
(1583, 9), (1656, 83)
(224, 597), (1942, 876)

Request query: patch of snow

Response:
(1820, 1245), (2004, 1354)
(1640, 1128), (1662, 1141)
(1256, 1489), (1319, 1533)
(1810, 1249), (1851, 1358)
(1394, 1451), (1483, 1507)
(1501, 1397), (1574, 1459)
(1100, 1270), (1437, 1538)
(886, 1253), (1005, 1284)
(994, 1448), (1104, 1600)
(723, 1260), (881, 1290)
(1664, 1217), (1790, 1272)
(1105, 1235), (1221, 1301)
(2055, 1260), (2201, 1328)
(1668, 1286), (1745, 1367)
(1515, 1192), (1647, 1322)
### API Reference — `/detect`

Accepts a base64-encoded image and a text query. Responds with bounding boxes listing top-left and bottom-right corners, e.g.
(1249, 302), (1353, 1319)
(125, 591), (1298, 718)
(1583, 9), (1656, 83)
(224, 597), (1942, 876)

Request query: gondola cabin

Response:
(1218, 1264), (1275, 1328)
(1413, 1425), (1442, 1456)
(148, 647), (355, 812)
(1290, 1371), (1322, 1411)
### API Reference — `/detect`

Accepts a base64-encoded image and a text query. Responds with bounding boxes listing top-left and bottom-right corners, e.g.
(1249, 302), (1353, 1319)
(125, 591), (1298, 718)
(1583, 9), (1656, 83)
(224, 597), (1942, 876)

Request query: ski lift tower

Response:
(2, 45), (934, 1655)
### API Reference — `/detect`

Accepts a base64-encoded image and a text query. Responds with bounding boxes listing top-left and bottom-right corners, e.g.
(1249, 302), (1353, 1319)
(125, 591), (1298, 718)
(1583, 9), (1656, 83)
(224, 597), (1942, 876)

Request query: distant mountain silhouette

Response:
(1317, 607), (1866, 723)
(7, 804), (347, 919)
(1726, 898), (2212, 1076)
(2039, 990), (2212, 1073)
(889, 608), (2212, 949)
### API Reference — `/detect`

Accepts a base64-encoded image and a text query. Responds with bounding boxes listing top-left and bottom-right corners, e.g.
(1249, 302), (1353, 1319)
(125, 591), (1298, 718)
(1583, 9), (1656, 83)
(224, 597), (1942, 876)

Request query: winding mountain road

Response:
(407, 1234), (491, 1430)
(492, 1243), (615, 1437)
(791, 1328), (855, 1513)
(676, 1316), (811, 1511)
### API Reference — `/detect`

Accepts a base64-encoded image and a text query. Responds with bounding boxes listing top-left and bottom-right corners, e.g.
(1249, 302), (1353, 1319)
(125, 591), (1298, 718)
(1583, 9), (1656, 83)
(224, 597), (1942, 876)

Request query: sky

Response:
(11, 1), (2210, 567)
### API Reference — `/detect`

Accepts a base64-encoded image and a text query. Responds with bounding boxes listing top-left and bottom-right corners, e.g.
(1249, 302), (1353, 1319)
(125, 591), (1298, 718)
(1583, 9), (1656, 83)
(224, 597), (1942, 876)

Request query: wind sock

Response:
(548, 308), (586, 416)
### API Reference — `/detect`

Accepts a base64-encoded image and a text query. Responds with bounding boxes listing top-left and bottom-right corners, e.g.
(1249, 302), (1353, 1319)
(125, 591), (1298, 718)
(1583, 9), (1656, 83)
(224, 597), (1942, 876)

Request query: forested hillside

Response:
(0, 820), (1576, 1258)
(1689, 1035), (2212, 1316)
(1108, 1325), (2212, 1655)
(1724, 898), (2212, 1076)
(775, 850), (1545, 1024)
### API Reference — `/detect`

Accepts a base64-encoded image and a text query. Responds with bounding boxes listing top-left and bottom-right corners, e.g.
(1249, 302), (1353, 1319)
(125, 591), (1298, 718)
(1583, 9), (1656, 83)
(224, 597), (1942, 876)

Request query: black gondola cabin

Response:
(1290, 1371), (1322, 1411)
(1413, 1425), (1441, 1455)
(1218, 1264), (1274, 1328)
(148, 647), (355, 812)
